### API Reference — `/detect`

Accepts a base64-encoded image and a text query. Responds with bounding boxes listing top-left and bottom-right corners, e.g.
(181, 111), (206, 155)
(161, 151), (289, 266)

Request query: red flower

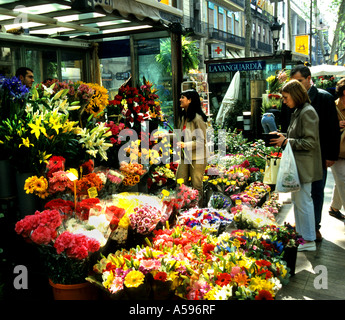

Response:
(81, 159), (94, 175)
(255, 290), (274, 300)
(255, 260), (272, 267)
(215, 273), (232, 287)
(154, 272), (168, 282)
(44, 198), (74, 214)
(106, 206), (125, 230)
(202, 243), (215, 258)
(54, 231), (100, 260)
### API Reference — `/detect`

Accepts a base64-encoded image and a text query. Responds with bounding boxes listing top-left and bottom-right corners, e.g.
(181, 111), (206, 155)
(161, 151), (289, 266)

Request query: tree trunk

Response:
(244, 0), (252, 57)
(287, 0), (292, 50)
(330, 0), (345, 64)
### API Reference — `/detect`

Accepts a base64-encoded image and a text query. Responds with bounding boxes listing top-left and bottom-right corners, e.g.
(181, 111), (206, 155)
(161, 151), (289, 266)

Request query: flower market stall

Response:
(0, 73), (303, 300)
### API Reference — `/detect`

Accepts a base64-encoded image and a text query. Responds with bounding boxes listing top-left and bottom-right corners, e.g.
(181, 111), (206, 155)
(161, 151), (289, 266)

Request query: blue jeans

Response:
(261, 113), (277, 133)
(312, 168), (327, 231)
(291, 183), (316, 241)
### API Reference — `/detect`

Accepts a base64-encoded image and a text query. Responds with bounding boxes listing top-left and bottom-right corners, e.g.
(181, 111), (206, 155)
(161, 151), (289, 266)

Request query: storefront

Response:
(0, 0), (184, 126)
(204, 50), (306, 136)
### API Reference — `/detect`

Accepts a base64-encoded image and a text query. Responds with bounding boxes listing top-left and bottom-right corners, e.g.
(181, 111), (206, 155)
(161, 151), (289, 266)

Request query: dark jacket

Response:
(308, 86), (340, 167)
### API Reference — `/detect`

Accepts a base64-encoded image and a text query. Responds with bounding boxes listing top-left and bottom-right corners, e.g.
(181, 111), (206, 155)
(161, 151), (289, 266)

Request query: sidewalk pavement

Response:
(276, 168), (345, 300)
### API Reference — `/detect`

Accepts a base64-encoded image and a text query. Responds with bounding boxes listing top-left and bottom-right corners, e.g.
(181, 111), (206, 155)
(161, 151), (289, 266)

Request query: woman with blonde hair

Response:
(270, 79), (323, 251)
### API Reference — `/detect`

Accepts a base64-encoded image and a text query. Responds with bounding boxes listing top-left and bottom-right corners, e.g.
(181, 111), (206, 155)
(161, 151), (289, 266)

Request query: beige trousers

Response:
(176, 159), (207, 207)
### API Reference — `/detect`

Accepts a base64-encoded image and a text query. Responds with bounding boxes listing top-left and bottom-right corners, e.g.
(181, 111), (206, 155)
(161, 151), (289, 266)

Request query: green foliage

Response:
(155, 36), (199, 75)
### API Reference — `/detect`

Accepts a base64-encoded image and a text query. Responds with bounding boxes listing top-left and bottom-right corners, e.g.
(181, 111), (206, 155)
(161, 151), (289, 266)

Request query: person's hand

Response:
(340, 120), (345, 129)
(176, 141), (185, 149)
(325, 160), (335, 168)
(269, 132), (286, 148)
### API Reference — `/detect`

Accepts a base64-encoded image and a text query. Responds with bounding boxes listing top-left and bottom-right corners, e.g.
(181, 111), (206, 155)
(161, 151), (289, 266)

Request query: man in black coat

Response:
(290, 65), (340, 241)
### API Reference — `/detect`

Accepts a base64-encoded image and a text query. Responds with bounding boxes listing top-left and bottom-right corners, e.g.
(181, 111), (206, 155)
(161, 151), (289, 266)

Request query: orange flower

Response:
(233, 273), (249, 287)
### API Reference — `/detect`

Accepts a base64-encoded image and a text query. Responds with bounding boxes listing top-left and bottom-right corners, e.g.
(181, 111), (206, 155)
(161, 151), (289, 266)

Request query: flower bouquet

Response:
(266, 69), (290, 94)
(262, 93), (282, 113)
(261, 193), (282, 216)
(95, 168), (124, 198)
(0, 75), (29, 121)
(230, 181), (271, 208)
(177, 207), (234, 234)
(159, 182), (199, 226)
(87, 243), (191, 300)
(260, 223), (304, 249)
(147, 162), (178, 192)
(260, 223), (304, 276)
(208, 192), (232, 211)
(315, 76), (338, 89)
(232, 204), (276, 230)
(14, 208), (101, 284)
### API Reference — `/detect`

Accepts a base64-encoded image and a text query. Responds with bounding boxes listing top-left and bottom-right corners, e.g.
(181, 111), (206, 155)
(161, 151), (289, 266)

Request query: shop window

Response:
(100, 56), (131, 100)
(0, 47), (20, 77)
(25, 49), (57, 84)
(137, 37), (173, 127)
(61, 50), (85, 82)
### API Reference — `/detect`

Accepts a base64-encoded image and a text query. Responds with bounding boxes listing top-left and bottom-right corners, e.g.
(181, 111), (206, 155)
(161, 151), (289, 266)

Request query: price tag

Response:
(88, 187), (98, 198)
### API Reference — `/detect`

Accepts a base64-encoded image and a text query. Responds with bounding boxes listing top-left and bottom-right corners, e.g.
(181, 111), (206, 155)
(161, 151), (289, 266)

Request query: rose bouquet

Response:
(96, 168), (124, 198)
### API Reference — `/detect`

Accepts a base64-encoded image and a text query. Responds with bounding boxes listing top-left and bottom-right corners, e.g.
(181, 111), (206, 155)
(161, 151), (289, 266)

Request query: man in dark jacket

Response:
(290, 65), (340, 241)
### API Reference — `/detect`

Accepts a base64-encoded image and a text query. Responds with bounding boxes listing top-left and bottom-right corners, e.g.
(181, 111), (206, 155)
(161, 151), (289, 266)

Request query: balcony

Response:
(251, 39), (273, 54)
(209, 28), (245, 47)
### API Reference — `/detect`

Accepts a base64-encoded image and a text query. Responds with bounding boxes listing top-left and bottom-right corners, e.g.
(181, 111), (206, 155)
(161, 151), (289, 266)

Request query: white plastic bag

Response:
(276, 141), (300, 193)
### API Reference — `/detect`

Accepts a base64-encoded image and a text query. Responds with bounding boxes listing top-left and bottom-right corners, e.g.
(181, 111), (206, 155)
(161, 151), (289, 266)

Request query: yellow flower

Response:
(38, 151), (52, 164)
(266, 75), (276, 84)
(248, 276), (265, 292)
(24, 175), (49, 199)
(118, 215), (130, 229)
(102, 271), (115, 289)
(28, 116), (47, 139)
(124, 270), (145, 288)
(19, 137), (34, 148)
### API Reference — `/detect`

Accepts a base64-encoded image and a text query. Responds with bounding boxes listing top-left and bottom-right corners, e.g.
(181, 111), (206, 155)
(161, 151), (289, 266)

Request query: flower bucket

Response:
(151, 279), (175, 300)
(49, 279), (98, 300)
(0, 159), (16, 198)
(15, 171), (41, 218)
(282, 246), (298, 276)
